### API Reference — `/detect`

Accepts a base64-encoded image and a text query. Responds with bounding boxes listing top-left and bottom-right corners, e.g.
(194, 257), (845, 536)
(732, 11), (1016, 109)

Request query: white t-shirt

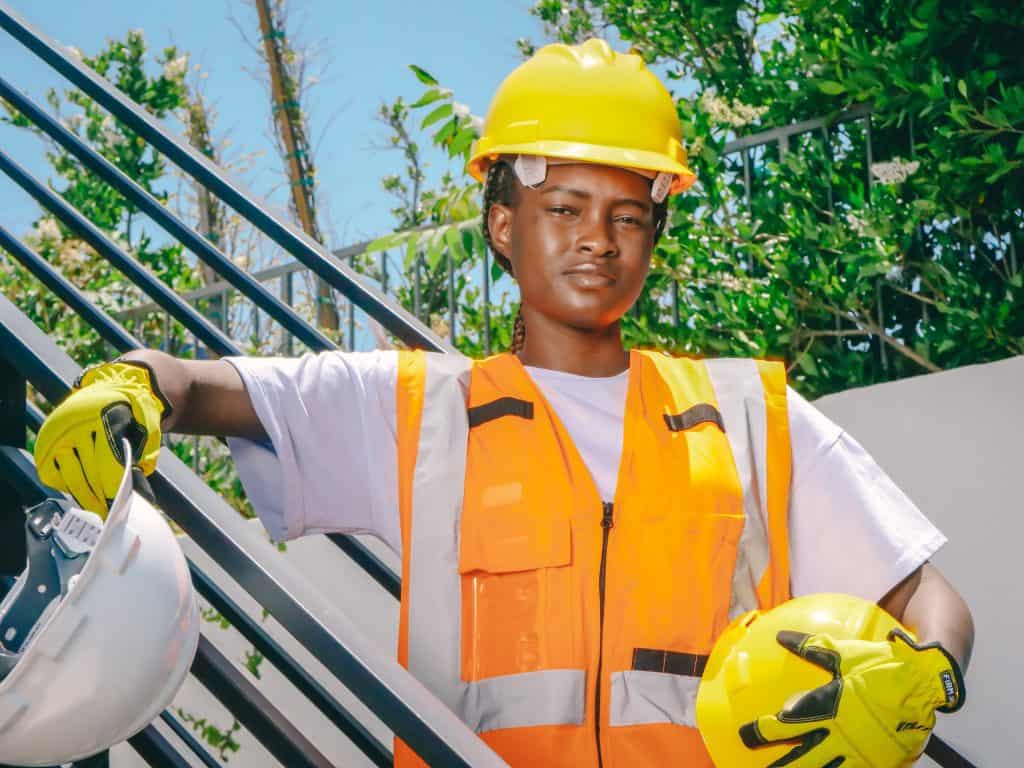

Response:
(226, 350), (946, 602)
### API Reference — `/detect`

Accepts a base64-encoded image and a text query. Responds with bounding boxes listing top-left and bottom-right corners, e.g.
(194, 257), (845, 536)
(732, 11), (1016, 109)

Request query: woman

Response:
(35, 39), (972, 767)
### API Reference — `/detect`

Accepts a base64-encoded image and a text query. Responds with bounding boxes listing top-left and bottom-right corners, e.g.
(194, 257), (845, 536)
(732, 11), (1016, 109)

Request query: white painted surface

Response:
(815, 355), (1024, 766)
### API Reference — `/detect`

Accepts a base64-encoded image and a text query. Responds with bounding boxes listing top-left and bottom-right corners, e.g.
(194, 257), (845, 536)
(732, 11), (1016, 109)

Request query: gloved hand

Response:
(34, 360), (170, 517)
(739, 627), (965, 768)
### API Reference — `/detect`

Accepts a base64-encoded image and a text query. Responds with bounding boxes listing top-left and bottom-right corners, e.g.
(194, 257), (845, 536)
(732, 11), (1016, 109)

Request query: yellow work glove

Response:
(34, 360), (170, 517)
(739, 628), (965, 768)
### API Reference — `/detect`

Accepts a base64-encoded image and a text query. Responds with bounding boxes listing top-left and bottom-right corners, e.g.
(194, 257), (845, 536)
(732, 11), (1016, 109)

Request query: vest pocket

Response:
(697, 513), (746, 641)
(458, 502), (578, 682)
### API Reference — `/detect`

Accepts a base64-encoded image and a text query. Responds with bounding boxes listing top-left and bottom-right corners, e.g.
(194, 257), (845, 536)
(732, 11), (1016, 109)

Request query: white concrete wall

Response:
(815, 355), (1024, 767)
(112, 355), (1022, 766)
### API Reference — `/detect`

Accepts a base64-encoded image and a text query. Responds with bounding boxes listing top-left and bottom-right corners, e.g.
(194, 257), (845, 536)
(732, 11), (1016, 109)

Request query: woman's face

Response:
(488, 162), (657, 333)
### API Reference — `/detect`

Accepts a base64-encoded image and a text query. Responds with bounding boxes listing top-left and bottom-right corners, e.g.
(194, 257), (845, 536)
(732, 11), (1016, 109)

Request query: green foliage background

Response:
(372, 0), (1023, 397)
(1, 33), (255, 519)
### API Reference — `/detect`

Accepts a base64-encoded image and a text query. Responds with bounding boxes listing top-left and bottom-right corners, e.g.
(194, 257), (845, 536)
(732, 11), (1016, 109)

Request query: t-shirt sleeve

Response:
(787, 387), (947, 602)
(224, 350), (401, 553)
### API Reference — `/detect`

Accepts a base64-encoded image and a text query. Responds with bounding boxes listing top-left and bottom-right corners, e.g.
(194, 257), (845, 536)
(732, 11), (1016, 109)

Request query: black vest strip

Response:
(468, 397), (534, 428)
(632, 648), (709, 678)
(663, 403), (725, 433)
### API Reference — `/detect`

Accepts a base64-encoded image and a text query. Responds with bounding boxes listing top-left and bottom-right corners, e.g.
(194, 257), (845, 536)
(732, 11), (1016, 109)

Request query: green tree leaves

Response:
(377, 0), (1022, 395)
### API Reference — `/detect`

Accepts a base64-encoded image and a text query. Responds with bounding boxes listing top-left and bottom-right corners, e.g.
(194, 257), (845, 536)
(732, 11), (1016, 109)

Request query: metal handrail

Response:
(0, 2), (452, 354)
(0, 231), (393, 762)
(0, 293), (506, 768)
(0, 148), (235, 356)
(0, 445), (223, 768)
(11, 402), (390, 765)
(0, 155), (401, 599)
(0, 76), (335, 354)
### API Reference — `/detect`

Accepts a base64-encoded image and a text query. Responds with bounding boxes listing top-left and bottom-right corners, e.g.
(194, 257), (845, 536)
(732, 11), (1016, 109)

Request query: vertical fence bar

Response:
(347, 253), (356, 350)
(1009, 229), (1019, 278)
(876, 280), (888, 375)
(742, 147), (755, 271)
(0, 355), (26, 576)
(671, 280), (680, 329)
(865, 114), (874, 203)
(380, 250), (389, 295)
(447, 250), (456, 345)
(820, 125), (834, 214)
(482, 247), (491, 355)
(192, 332), (201, 472)
(281, 270), (294, 356)
(414, 255), (422, 321)
(741, 148), (753, 212)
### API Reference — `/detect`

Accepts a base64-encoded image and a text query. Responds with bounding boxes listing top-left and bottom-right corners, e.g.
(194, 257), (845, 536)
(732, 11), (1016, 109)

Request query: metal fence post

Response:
(282, 271), (294, 356)
(447, 251), (456, 345)
(414, 254), (422, 321)
(482, 248), (491, 355)
(0, 354), (26, 576)
(348, 252), (356, 350)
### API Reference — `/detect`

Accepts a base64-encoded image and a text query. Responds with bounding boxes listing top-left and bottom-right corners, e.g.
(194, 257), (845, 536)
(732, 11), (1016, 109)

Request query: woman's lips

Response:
(564, 263), (616, 288)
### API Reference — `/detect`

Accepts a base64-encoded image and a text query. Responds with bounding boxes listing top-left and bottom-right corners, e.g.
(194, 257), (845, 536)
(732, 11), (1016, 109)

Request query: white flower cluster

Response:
(163, 55), (188, 81)
(452, 102), (484, 135)
(870, 157), (920, 185)
(34, 217), (62, 245)
(100, 115), (126, 147)
(843, 210), (869, 236)
(699, 91), (768, 128)
(61, 114), (85, 133)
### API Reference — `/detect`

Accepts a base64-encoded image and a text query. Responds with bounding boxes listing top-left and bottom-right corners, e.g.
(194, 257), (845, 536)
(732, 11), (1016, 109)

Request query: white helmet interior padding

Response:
(0, 501), (96, 679)
(0, 442), (200, 767)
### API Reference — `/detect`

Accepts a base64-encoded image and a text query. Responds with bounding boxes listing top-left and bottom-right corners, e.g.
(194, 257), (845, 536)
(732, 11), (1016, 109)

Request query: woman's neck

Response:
(516, 314), (629, 377)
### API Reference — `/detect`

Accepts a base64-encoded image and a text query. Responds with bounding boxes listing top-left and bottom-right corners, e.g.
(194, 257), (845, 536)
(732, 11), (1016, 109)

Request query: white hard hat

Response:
(0, 442), (200, 766)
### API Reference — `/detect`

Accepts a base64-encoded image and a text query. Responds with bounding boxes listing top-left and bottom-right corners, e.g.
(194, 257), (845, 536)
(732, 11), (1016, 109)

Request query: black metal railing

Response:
(0, 2), (504, 766)
(0, 292), (503, 768)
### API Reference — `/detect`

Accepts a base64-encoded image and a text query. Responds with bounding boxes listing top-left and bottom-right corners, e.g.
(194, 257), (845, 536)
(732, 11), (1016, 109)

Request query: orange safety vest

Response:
(394, 350), (792, 767)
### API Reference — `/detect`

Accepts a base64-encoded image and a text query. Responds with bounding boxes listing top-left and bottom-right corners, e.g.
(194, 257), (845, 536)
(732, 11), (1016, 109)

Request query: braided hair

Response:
(482, 160), (670, 354)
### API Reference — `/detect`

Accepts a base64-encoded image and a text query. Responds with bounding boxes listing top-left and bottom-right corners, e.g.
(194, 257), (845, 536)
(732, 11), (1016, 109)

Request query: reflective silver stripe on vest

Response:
(407, 354), (584, 734)
(462, 669), (586, 733)
(703, 358), (771, 618)
(608, 671), (700, 727)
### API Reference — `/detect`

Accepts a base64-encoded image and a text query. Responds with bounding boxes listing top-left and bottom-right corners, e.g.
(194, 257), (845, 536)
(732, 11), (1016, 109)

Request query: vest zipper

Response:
(595, 501), (614, 768)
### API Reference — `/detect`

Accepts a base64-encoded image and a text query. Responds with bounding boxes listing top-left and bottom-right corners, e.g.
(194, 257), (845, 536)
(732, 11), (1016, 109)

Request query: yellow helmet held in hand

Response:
(468, 38), (696, 195)
(696, 593), (963, 768)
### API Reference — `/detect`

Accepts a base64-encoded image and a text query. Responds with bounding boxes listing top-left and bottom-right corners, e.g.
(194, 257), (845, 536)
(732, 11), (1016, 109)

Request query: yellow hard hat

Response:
(695, 593), (906, 767)
(468, 39), (697, 195)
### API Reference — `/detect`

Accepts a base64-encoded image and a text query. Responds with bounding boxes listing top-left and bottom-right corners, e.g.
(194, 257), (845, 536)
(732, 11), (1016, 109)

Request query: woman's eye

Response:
(615, 215), (642, 226)
(548, 206), (575, 216)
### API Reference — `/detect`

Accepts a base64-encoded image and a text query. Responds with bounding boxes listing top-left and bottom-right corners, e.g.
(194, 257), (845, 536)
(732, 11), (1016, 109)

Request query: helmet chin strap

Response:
(511, 154), (673, 203)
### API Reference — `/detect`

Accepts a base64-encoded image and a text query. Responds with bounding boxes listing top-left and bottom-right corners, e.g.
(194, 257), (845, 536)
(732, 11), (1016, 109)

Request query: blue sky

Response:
(0, 0), (546, 253)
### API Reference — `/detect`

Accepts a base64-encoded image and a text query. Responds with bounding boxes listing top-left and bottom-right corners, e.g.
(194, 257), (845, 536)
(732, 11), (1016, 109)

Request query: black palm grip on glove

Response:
(738, 631), (845, 766)
(100, 402), (149, 469)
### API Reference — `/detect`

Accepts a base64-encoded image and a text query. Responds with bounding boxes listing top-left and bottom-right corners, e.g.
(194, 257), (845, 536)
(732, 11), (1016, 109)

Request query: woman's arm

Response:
(879, 562), (975, 671)
(120, 349), (267, 441)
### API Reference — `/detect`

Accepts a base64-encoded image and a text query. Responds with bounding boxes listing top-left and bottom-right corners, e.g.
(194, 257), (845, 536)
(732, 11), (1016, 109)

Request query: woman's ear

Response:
(487, 203), (514, 271)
